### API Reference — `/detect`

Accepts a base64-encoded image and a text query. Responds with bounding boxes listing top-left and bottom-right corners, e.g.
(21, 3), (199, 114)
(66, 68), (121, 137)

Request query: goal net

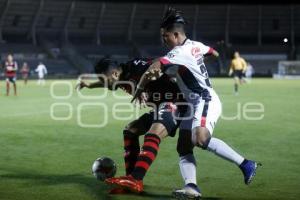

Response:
(273, 61), (300, 79)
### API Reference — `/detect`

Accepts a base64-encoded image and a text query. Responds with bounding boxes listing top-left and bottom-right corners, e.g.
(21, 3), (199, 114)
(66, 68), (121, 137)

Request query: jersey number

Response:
(197, 58), (211, 87)
(133, 60), (147, 66)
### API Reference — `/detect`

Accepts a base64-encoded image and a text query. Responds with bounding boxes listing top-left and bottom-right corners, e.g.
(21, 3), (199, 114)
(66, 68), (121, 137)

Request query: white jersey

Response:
(160, 39), (222, 133)
(35, 64), (47, 78)
(160, 39), (214, 101)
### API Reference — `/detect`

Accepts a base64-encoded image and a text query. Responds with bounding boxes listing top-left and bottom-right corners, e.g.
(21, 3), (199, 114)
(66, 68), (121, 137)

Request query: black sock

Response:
(234, 83), (238, 93)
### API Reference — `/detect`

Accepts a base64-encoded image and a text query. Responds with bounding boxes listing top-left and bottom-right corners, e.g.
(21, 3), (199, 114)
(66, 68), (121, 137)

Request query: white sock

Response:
(179, 154), (197, 185)
(207, 137), (244, 166)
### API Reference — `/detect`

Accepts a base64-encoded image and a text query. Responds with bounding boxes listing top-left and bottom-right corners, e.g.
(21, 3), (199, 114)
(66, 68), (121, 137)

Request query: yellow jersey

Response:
(229, 57), (247, 73)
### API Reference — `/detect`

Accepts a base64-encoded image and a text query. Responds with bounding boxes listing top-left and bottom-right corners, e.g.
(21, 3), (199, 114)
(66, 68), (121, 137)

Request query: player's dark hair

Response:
(94, 57), (118, 75)
(160, 7), (187, 32)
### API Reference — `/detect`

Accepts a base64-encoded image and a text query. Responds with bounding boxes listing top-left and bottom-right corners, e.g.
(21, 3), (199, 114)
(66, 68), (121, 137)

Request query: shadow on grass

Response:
(0, 172), (112, 200)
(0, 171), (174, 199)
(0, 170), (222, 200)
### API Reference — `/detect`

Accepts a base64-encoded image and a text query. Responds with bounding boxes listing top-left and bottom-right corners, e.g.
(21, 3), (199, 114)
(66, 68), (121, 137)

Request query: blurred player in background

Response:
(245, 62), (254, 83)
(228, 51), (247, 95)
(20, 62), (30, 85)
(35, 62), (47, 85)
(5, 54), (18, 96)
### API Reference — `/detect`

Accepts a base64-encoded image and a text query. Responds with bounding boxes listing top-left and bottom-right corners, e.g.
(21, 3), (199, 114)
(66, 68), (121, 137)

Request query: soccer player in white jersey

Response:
(130, 7), (261, 199)
(35, 62), (47, 85)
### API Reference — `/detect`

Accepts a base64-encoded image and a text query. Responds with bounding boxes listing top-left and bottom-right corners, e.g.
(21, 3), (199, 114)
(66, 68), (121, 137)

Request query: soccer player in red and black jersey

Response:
(20, 62), (30, 85)
(4, 54), (18, 96)
(77, 57), (196, 194)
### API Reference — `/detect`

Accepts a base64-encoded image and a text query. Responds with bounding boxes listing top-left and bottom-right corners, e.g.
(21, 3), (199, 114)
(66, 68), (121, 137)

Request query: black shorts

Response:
(233, 70), (245, 79)
(6, 77), (16, 83)
(135, 102), (187, 137)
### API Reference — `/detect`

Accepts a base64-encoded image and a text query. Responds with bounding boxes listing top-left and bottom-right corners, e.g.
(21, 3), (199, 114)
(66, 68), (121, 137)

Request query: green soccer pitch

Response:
(0, 78), (299, 200)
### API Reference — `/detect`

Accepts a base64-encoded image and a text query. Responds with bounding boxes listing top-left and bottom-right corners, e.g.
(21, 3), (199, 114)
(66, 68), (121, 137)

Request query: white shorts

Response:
(179, 89), (222, 135)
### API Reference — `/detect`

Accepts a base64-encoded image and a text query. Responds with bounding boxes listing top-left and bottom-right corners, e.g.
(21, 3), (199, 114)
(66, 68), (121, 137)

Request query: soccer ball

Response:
(92, 157), (117, 181)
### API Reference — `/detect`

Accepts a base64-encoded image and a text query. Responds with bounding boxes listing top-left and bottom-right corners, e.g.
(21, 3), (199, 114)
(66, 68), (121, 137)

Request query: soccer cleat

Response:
(106, 175), (144, 193)
(172, 183), (202, 200)
(239, 159), (262, 185)
(105, 176), (128, 184)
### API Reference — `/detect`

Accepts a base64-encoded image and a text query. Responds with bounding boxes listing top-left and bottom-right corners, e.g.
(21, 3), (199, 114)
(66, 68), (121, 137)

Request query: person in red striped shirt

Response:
(4, 54), (18, 96)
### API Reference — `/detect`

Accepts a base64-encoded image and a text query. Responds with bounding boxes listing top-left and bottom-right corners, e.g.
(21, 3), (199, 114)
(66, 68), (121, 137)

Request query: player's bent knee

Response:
(123, 129), (137, 138)
(193, 127), (211, 149)
(197, 136), (211, 149)
(148, 123), (168, 139)
(124, 120), (143, 135)
(177, 129), (194, 156)
(124, 126), (136, 135)
(124, 123), (140, 136)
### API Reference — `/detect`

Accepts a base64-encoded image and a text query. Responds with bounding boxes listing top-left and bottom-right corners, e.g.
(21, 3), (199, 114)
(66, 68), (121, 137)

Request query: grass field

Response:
(0, 78), (300, 200)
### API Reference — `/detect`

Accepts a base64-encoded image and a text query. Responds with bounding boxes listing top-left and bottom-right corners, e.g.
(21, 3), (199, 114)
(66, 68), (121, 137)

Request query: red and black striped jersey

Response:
(5, 61), (18, 77)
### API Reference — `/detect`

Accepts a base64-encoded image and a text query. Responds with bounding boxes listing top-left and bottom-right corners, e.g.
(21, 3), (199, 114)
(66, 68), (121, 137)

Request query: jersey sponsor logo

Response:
(191, 47), (201, 58)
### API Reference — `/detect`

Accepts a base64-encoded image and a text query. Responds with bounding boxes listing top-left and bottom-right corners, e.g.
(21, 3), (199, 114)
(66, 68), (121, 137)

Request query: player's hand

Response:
(131, 87), (148, 109)
(131, 86), (143, 103)
(212, 50), (219, 58)
(132, 92), (148, 109)
(76, 81), (89, 90)
(144, 67), (162, 81)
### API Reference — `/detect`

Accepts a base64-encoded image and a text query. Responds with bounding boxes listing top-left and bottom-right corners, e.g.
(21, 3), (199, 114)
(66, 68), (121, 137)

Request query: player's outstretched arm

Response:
(211, 49), (219, 57)
(204, 48), (219, 63)
(76, 80), (105, 90)
(131, 60), (163, 103)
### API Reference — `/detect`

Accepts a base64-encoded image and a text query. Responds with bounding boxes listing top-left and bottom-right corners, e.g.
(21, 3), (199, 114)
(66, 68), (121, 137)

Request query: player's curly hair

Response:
(160, 7), (187, 30)
(94, 56), (118, 75)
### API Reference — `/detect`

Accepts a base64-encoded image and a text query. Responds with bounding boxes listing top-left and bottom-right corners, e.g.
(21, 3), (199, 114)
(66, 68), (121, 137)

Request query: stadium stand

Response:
(0, 0), (298, 77)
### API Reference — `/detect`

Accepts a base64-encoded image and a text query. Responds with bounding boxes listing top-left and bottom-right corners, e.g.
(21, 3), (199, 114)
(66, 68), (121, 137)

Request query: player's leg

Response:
(234, 75), (239, 95)
(38, 75), (42, 85)
(177, 129), (196, 186)
(193, 127), (245, 166)
(123, 113), (153, 175)
(106, 121), (168, 193)
(106, 103), (177, 192)
(192, 93), (260, 185)
(6, 78), (10, 96)
(240, 71), (246, 84)
(24, 75), (28, 85)
(173, 128), (201, 199)
(12, 77), (17, 96)
(192, 95), (244, 165)
(108, 113), (154, 195)
(130, 102), (183, 182)
(129, 122), (167, 182)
